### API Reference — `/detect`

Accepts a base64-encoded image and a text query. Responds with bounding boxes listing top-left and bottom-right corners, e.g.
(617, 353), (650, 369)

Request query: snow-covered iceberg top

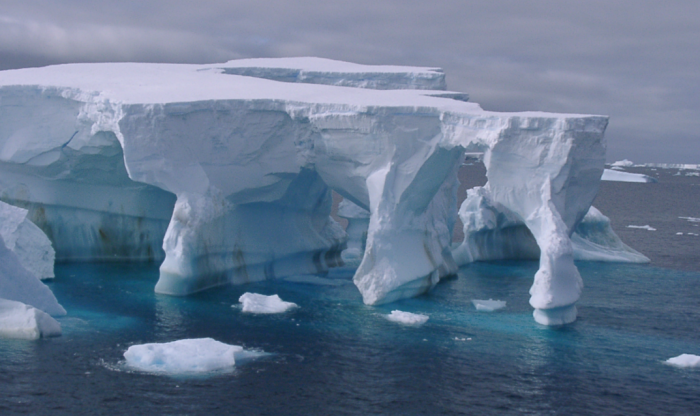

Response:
(665, 354), (700, 368)
(237, 293), (298, 314)
(386, 310), (429, 325)
(203, 57), (448, 91)
(123, 338), (264, 374)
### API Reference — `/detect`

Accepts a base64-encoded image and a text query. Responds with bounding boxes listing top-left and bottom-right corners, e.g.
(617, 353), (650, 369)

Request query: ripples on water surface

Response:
(0, 167), (698, 415)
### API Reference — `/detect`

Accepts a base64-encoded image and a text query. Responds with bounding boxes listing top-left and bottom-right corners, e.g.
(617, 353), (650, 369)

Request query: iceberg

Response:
(237, 293), (298, 314)
(123, 338), (262, 374)
(0, 57), (614, 324)
(471, 299), (506, 312)
(0, 298), (61, 340)
(601, 169), (657, 183)
(610, 159), (634, 167)
(627, 225), (656, 231)
(665, 354), (700, 368)
(385, 310), (429, 325)
(0, 200), (55, 279)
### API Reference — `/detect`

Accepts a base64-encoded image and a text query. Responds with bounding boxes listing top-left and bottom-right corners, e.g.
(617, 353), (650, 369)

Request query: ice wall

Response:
(452, 188), (649, 265)
(0, 58), (611, 324)
(0, 86), (176, 261)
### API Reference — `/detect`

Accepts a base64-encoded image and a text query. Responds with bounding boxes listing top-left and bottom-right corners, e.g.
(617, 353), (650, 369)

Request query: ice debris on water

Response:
(238, 293), (298, 314)
(123, 338), (265, 374)
(386, 310), (429, 325)
(679, 217), (700, 223)
(472, 299), (507, 312)
(627, 225), (656, 231)
(0, 298), (61, 340)
(665, 354), (700, 368)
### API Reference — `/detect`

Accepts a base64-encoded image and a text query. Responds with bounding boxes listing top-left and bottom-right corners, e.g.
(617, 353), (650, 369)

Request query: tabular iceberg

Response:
(0, 57), (617, 325)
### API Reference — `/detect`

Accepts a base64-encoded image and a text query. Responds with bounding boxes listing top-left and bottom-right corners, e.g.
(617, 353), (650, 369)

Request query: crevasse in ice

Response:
(0, 57), (623, 325)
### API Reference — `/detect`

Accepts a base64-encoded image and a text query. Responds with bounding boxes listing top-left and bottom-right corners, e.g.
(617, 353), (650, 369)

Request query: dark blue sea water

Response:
(1, 166), (699, 415)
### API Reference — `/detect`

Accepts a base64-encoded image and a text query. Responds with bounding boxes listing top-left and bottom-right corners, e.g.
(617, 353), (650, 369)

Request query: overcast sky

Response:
(2, 0), (698, 163)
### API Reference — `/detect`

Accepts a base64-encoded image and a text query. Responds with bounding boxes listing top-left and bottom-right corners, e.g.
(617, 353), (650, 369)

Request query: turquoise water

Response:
(1, 260), (699, 415)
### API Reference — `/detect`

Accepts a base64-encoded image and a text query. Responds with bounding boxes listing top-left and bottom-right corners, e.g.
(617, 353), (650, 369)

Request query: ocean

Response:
(1, 165), (699, 415)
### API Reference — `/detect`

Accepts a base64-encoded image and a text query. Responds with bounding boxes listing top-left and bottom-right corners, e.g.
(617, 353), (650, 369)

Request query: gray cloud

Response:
(1, 0), (699, 163)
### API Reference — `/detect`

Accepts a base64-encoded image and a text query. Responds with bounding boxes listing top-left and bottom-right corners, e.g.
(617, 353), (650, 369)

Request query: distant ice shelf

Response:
(601, 169), (657, 183)
(0, 57), (621, 325)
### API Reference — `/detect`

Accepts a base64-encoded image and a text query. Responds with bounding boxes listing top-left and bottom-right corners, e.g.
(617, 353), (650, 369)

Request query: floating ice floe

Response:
(679, 216), (700, 223)
(601, 169), (657, 183)
(238, 293), (298, 314)
(0, 298), (61, 340)
(627, 225), (656, 231)
(386, 310), (429, 325)
(123, 338), (264, 374)
(665, 354), (700, 368)
(471, 299), (507, 312)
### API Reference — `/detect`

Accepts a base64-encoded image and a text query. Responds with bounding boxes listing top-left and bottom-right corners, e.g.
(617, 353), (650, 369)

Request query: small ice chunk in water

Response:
(626, 225), (656, 231)
(0, 298), (61, 340)
(665, 354), (700, 368)
(676, 232), (684, 235)
(123, 338), (260, 374)
(386, 310), (429, 325)
(472, 299), (507, 312)
(238, 293), (297, 314)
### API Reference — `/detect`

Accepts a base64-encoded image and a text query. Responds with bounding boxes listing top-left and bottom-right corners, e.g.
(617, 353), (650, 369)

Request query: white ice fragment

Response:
(0, 201), (55, 279)
(626, 225), (656, 231)
(0, 298), (61, 340)
(0, 234), (65, 316)
(123, 338), (260, 374)
(679, 216), (700, 223)
(665, 354), (700, 368)
(676, 232), (684, 235)
(601, 169), (656, 183)
(386, 310), (429, 325)
(686, 172), (700, 177)
(471, 299), (507, 312)
(610, 159), (634, 167)
(238, 293), (298, 314)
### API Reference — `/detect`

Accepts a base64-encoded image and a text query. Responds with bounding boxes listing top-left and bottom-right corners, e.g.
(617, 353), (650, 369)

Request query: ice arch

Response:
(0, 58), (613, 324)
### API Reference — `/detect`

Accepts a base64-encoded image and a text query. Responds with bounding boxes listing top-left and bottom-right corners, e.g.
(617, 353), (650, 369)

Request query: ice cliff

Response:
(0, 57), (614, 325)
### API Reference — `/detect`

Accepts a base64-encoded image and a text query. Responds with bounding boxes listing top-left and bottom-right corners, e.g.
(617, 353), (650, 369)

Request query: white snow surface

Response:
(0, 298), (61, 340)
(0, 200), (55, 279)
(601, 169), (656, 183)
(123, 338), (262, 374)
(0, 234), (65, 316)
(386, 310), (429, 325)
(238, 293), (298, 314)
(472, 299), (507, 312)
(205, 57), (447, 90)
(665, 354), (700, 368)
(0, 57), (612, 325)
